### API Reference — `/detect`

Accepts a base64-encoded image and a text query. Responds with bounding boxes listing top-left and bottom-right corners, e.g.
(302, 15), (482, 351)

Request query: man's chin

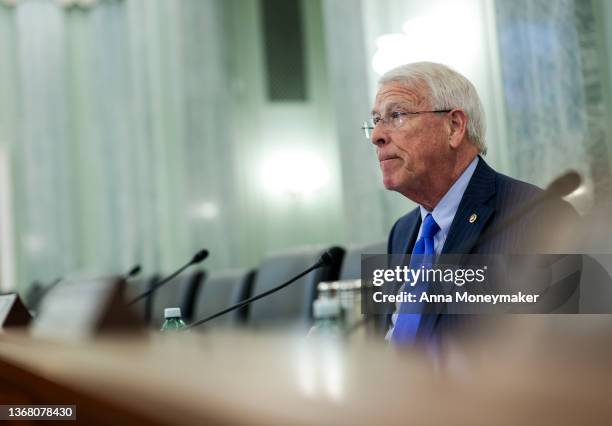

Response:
(382, 177), (398, 191)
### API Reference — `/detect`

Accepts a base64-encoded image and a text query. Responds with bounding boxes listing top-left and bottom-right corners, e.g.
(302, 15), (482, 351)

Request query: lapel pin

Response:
(469, 213), (478, 223)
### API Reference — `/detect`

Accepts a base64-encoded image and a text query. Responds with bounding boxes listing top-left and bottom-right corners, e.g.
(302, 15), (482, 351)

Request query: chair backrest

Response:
(25, 281), (44, 311)
(339, 241), (386, 281)
(247, 246), (344, 330)
(191, 269), (256, 331)
(24, 278), (62, 314)
(124, 274), (160, 325)
(150, 270), (205, 327)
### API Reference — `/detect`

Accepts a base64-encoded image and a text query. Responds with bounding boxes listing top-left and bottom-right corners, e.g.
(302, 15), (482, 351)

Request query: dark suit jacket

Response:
(386, 157), (580, 341)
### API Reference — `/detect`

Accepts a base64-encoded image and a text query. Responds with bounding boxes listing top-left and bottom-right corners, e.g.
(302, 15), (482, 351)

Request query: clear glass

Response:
(161, 317), (186, 331)
(308, 317), (342, 337)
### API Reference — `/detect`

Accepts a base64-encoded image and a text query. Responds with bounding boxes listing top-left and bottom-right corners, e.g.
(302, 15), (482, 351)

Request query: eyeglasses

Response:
(361, 110), (452, 139)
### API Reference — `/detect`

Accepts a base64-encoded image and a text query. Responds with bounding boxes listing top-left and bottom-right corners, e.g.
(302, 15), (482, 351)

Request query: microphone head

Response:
(191, 249), (209, 264)
(317, 251), (334, 267)
(547, 170), (582, 197)
(127, 265), (141, 278)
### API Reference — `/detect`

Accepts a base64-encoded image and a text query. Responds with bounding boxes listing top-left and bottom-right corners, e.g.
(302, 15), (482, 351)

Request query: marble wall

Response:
(495, 0), (611, 211)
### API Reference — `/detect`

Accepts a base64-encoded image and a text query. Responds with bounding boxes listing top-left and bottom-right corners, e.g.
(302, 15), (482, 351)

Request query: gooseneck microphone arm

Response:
(126, 249), (209, 306)
(185, 251), (333, 330)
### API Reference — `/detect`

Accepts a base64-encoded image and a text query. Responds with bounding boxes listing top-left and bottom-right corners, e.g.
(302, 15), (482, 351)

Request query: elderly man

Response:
(367, 62), (579, 344)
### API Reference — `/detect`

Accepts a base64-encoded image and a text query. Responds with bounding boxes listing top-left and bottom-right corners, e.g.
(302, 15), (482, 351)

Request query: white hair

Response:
(378, 62), (487, 155)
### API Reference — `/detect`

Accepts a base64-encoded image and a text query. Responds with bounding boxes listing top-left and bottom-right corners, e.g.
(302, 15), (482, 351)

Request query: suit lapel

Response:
(441, 204), (494, 254)
(441, 157), (497, 254)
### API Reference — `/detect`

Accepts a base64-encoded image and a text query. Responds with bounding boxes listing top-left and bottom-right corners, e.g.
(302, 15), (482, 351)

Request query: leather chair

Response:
(191, 269), (256, 331)
(247, 245), (344, 330)
(339, 241), (386, 280)
(125, 274), (160, 325)
(24, 278), (62, 314)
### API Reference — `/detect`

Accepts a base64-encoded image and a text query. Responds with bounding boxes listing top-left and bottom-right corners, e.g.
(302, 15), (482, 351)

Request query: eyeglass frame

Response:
(361, 109), (453, 139)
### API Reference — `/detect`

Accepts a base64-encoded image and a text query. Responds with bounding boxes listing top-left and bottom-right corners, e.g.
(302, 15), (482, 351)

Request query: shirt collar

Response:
(419, 156), (479, 236)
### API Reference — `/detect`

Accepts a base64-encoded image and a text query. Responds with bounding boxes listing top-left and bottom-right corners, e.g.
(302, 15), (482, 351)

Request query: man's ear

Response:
(448, 109), (468, 149)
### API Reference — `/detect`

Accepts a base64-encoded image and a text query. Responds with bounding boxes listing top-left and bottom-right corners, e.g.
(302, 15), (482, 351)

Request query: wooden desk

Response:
(0, 318), (611, 425)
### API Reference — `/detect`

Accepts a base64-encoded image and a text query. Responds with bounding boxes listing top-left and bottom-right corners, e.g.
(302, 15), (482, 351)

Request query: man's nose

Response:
(370, 124), (389, 147)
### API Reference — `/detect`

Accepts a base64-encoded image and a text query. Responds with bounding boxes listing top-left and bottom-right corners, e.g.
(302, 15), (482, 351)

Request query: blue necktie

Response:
(391, 213), (440, 344)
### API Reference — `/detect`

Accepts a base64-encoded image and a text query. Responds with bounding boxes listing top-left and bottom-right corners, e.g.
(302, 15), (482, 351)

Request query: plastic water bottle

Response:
(309, 295), (342, 336)
(160, 307), (186, 331)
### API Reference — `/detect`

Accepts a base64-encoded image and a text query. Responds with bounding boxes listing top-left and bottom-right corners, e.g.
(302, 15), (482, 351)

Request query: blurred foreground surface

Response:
(1, 316), (612, 425)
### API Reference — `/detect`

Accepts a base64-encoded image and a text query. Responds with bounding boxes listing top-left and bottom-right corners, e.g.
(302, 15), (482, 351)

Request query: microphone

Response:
(185, 251), (334, 330)
(127, 249), (209, 306)
(477, 170), (581, 244)
(124, 264), (142, 280)
(546, 170), (581, 198)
